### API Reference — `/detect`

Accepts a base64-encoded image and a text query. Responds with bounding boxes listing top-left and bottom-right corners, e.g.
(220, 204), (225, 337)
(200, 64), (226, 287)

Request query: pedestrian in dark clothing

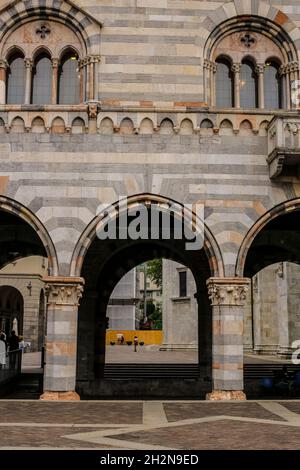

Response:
(8, 330), (19, 370)
(8, 330), (19, 352)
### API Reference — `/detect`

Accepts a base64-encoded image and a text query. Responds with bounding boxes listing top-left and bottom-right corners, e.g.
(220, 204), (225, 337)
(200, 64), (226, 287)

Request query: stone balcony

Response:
(268, 115), (300, 178)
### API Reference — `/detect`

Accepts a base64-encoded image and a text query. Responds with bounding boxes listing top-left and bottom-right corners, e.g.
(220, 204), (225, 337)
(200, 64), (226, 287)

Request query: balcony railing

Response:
(268, 115), (300, 178)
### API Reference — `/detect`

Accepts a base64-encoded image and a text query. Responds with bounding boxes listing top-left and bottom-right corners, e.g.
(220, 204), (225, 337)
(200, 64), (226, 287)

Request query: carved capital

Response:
(44, 276), (84, 306)
(231, 63), (241, 74)
(255, 64), (265, 74)
(207, 277), (250, 306)
(204, 59), (216, 72)
(0, 59), (8, 69)
(52, 58), (59, 68)
(24, 58), (33, 69)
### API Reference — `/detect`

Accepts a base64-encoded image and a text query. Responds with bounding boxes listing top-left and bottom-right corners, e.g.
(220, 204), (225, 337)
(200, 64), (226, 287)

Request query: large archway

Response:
(0, 196), (58, 275)
(72, 194), (223, 398)
(236, 200), (300, 396)
(236, 199), (300, 278)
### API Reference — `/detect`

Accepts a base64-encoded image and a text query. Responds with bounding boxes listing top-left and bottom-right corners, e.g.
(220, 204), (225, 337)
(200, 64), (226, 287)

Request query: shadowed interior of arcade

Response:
(241, 209), (300, 397)
(76, 203), (213, 398)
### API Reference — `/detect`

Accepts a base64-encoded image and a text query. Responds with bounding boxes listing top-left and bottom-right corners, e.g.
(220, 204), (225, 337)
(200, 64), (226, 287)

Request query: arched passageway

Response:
(237, 201), (300, 395)
(75, 196), (218, 397)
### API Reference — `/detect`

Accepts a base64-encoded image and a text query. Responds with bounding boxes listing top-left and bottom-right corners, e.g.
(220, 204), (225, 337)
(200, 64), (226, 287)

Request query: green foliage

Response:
(148, 302), (162, 330)
(147, 258), (162, 287)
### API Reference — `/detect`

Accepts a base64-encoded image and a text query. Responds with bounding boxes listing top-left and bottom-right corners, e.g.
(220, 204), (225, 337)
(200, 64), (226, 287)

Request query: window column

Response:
(51, 58), (59, 105)
(256, 64), (265, 109)
(0, 59), (7, 104)
(87, 55), (101, 102)
(290, 62), (300, 110)
(24, 58), (33, 105)
(231, 63), (241, 109)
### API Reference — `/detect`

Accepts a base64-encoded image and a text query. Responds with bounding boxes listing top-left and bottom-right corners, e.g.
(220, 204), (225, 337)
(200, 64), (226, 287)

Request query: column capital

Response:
(52, 58), (59, 68)
(43, 276), (84, 306)
(207, 277), (250, 306)
(83, 55), (101, 66)
(255, 63), (265, 74)
(231, 63), (241, 73)
(0, 59), (8, 69)
(24, 58), (33, 69)
(203, 59), (216, 72)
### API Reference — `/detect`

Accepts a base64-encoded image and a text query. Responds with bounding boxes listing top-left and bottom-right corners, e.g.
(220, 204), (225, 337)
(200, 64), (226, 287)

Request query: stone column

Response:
(206, 277), (250, 401)
(40, 276), (84, 401)
(24, 59), (33, 105)
(0, 59), (7, 104)
(79, 59), (85, 103)
(210, 62), (217, 107)
(290, 62), (300, 110)
(256, 64), (265, 109)
(87, 55), (101, 102)
(285, 66), (291, 109)
(203, 60), (208, 104)
(279, 65), (286, 109)
(88, 57), (94, 101)
(231, 63), (241, 109)
(51, 58), (59, 105)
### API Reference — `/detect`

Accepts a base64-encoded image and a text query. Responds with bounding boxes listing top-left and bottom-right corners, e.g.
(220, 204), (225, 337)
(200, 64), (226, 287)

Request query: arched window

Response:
(31, 52), (52, 104)
(58, 51), (80, 104)
(215, 57), (233, 107)
(240, 59), (258, 108)
(264, 61), (281, 109)
(6, 51), (25, 104)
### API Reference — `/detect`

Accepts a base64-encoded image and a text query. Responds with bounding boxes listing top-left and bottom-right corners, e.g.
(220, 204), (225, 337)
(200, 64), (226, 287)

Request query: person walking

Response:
(0, 333), (7, 369)
(8, 330), (19, 370)
(134, 335), (138, 352)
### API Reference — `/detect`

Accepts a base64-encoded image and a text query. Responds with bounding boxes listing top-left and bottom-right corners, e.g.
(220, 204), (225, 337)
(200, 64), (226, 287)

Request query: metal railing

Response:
(0, 349), (22, 384)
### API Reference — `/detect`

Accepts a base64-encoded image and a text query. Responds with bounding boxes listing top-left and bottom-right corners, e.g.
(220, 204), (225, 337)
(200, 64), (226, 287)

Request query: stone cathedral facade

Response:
(0, 0), (300, 400)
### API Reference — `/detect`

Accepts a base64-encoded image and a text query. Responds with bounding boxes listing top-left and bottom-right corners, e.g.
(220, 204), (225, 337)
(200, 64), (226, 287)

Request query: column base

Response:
(40, 391), (80, 401)
(206, 390), (246, 401)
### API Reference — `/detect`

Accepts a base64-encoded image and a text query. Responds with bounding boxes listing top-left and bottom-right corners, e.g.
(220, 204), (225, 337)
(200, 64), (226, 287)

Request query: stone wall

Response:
(161, 260), (198, 350)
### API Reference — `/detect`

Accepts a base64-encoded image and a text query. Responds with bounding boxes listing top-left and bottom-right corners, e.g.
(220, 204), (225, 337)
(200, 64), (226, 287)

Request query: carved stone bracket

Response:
(44, 276), (84, 306)
(88, 102), (99, 119)
(207, 277), (250, 306)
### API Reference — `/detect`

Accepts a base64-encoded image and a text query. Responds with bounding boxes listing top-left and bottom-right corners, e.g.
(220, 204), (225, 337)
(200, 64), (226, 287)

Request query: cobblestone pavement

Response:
(0, 400), (300, 450)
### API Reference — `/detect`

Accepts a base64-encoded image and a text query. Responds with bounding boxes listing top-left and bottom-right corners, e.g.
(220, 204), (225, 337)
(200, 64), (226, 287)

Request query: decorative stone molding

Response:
(206, 390), (246, 401)
(207, 277), (250, 306)
(240, 32), (256, 49)
(36, 23), (51, 39)
(44, 276), (84, 306)
(203, 59), (216, 72)
(88, 102), (99, 119)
